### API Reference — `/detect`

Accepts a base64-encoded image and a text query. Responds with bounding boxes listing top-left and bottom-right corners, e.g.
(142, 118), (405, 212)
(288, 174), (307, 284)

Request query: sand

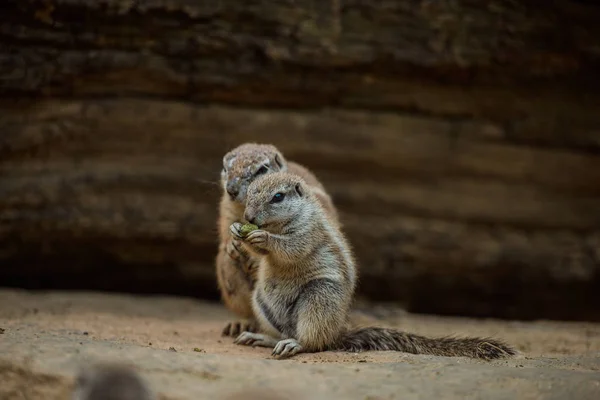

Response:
(0, 288), (599, 399)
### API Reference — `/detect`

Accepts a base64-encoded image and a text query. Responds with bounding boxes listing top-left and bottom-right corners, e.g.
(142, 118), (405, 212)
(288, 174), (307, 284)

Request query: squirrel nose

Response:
(226, 184), (238, 199)
(244, 211), (256, 225)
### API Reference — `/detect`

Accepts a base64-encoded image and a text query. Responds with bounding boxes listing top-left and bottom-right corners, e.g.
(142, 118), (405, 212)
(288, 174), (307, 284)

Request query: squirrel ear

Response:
(223, 153), (235, 167)
(294, 183), (304, 197)
(274, 153), (284, 169)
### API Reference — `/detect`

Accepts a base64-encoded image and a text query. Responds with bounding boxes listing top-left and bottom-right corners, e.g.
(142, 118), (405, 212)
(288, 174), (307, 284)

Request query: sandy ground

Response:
(0, 288), (599, 399)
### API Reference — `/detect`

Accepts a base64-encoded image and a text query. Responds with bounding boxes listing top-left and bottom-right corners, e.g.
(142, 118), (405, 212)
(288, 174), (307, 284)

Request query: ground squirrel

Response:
(229, 172), (517, 360)
(72, 363), (155, 400)
(217, 143), (338, 337)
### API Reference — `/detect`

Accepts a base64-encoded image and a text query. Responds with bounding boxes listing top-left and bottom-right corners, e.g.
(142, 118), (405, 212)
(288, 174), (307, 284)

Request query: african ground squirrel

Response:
(229, 172), (517, 360)
(72, 363), (155, 400)
(217, 143), (338, 336)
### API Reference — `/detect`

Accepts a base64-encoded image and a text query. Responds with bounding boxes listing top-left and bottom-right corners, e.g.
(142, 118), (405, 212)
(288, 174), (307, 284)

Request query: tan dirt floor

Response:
(0, 288), (599, 399)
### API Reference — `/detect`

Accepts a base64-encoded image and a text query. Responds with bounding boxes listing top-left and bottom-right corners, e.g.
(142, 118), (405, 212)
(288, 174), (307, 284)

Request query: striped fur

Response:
(337, 327), (517, 360)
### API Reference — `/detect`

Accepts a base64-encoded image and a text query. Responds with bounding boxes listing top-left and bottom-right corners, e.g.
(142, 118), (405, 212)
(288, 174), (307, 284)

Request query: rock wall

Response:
(1, 0), (599, 320)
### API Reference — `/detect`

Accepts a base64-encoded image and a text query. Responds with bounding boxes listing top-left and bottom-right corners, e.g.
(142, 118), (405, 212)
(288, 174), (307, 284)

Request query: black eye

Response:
(255, 165), (268, 176)
(270, 192), (285, 204)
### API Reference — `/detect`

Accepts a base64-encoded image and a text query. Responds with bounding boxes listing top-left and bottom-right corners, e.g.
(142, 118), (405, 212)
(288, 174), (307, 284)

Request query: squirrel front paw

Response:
(229, 222), (245, 239)
(225, 236), (247, 261)
(229, 223), (269, 253)
(245, 230), (269, 248)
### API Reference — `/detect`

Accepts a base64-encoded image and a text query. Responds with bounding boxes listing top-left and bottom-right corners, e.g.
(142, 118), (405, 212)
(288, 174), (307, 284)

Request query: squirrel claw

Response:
(229, 222), (244, 239)
(234, 332), (278, 348)
(272, 338), (303, 359)
(222, 320), (257, 337)
(245, 230), (268, 246)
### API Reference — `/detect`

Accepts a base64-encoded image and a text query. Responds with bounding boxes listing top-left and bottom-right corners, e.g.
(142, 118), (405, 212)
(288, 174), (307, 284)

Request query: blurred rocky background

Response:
(1, 0), (599, 321)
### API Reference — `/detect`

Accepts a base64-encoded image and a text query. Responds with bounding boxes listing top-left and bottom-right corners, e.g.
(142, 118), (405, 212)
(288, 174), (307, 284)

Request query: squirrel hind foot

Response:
(222, 319), (258, 337)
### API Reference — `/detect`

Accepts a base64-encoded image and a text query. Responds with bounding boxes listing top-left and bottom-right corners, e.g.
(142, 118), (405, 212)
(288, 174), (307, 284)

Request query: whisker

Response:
(195, 178), (221, 187)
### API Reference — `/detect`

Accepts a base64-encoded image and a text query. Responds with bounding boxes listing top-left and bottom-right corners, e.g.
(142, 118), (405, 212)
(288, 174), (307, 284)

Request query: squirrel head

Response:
(244, 172), (311, 232)
(221, 143), (287, 203)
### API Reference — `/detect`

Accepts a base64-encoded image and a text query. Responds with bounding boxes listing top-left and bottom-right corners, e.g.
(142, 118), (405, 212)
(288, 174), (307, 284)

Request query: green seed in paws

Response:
(240, 223), (258, 237)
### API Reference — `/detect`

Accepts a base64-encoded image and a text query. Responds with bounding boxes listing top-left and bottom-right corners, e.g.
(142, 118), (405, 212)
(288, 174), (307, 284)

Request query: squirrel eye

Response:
(270, 192), (285, 204)
(255, 165), (268, 176)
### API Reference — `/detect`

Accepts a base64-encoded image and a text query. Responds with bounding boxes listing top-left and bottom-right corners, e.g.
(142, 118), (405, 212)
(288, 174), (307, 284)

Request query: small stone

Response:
(169, 347), (177, 352)
(193, 348), (204, 352)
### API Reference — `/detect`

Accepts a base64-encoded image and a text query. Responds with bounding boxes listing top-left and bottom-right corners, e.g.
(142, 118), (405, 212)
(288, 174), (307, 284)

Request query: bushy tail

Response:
(336, 327), (517, 360)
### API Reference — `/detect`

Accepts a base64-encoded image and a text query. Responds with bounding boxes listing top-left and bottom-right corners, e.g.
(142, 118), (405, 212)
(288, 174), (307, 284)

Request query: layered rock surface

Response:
(1, 0), (600, 319)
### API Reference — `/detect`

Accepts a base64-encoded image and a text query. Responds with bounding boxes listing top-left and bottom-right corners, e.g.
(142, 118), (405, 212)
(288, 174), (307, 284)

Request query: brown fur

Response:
(216, 143), (338, 336)
(230, 172), (517, 360)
